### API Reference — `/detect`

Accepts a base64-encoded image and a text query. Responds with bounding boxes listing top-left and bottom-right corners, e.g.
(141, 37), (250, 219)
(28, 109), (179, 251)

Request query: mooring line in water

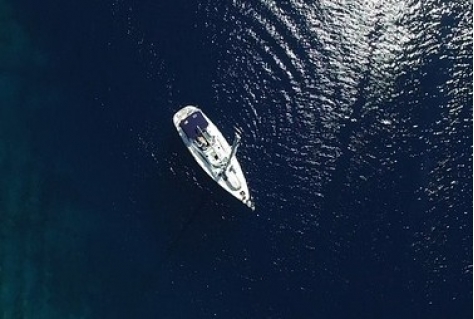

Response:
(164, 194), (210, 259)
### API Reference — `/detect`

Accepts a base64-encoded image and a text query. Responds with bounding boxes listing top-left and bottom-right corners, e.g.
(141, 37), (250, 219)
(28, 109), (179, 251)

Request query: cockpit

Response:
(179, 111), (222, 165)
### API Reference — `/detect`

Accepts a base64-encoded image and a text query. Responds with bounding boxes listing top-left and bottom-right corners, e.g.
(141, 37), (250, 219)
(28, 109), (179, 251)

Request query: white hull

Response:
(173, 106), (254, 210)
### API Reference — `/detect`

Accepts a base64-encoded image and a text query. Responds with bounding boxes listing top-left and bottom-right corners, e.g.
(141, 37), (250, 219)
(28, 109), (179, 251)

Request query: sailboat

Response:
(173, 105), (254, 210)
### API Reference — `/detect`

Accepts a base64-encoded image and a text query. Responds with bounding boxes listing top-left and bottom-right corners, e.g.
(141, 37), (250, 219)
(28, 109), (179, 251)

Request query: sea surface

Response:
(0, 0), (472, 318)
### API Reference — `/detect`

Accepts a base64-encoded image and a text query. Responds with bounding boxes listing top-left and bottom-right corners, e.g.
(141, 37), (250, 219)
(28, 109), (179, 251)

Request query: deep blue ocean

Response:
(1, 0), (472, 318)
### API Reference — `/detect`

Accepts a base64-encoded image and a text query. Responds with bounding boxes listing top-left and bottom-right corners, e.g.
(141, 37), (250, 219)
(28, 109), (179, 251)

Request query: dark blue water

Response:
(1, 0), (472, 318)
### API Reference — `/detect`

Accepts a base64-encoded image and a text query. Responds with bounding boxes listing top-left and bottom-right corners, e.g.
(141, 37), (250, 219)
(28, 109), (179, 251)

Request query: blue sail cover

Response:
(180, 111), (209, 139)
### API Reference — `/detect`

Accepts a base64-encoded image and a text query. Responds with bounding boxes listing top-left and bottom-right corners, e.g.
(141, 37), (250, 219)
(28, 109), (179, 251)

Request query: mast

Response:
(222, 133), (241, 174)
